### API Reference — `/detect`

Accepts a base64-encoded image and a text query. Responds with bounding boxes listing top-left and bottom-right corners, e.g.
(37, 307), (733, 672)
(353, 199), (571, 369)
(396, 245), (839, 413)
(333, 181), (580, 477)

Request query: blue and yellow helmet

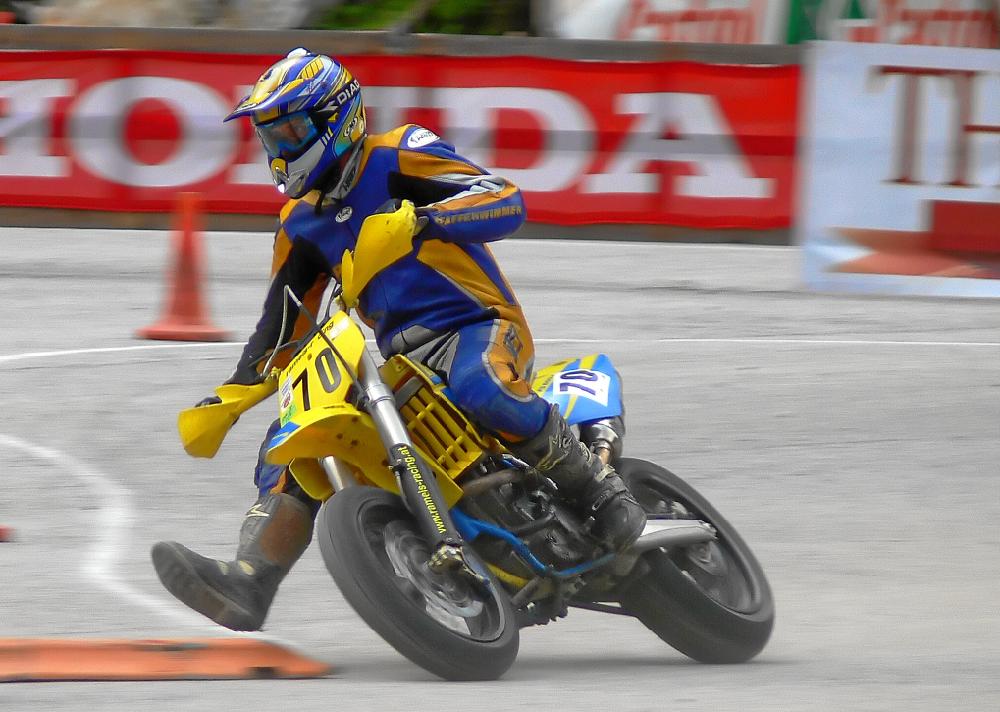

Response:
(226, 48), (367, 199)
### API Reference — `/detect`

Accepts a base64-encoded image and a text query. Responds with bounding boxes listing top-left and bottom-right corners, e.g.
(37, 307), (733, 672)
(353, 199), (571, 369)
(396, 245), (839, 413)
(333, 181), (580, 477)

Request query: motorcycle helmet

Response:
(226, 48), (367, 199)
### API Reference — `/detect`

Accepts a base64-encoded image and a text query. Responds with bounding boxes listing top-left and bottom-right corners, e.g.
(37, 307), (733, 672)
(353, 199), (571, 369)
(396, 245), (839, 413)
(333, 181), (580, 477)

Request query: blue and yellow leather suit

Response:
(238, 125), (552, 496)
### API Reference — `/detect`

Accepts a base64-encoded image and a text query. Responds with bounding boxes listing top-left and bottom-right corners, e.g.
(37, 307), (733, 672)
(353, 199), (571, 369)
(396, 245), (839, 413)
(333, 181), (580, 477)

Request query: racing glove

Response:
(377, 198), (429, 235)
(195, 362), (265, 408)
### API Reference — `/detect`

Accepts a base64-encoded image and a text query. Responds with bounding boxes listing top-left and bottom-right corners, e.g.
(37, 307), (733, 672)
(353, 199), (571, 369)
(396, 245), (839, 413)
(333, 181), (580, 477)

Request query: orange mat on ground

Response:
(0, 638), (332, 682)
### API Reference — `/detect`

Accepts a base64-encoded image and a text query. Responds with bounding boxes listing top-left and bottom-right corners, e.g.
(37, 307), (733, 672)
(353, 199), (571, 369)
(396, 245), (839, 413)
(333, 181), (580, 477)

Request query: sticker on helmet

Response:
(336, 206), (353, 223)
(406, 128), (439, 149)
(343, 113), (361, 139)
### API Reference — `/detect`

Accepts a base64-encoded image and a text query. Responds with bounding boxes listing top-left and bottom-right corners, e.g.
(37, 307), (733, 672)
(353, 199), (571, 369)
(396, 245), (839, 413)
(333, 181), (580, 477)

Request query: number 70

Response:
(557, 369), (599, 396)
(290, 347), (342, 410)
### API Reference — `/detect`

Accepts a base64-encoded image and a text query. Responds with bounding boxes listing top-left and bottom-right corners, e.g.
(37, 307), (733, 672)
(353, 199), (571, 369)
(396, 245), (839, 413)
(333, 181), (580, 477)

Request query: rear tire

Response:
(318, 486), (519, 680)
(615, 458), (774, 663)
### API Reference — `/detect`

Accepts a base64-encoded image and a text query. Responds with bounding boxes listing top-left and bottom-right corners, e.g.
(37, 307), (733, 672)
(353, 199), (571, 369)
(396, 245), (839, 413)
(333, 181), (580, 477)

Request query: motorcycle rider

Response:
(152, 49), (646, 632)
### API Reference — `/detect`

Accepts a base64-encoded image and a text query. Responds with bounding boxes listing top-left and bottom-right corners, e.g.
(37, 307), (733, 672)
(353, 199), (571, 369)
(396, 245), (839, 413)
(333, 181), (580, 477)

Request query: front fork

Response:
(355, 347), (476, 575)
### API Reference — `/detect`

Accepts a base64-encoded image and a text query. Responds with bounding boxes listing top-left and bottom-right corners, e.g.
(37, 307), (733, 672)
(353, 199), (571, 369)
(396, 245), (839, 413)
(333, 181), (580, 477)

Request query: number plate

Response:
(553, 369), (611, 406)
(531, 353), (623, 425)
(278, 312), (366, 425)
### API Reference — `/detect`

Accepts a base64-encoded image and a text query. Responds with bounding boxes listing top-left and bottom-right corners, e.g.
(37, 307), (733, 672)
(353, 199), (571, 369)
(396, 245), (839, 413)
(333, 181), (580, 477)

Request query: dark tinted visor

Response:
(256, 111), (321, 160)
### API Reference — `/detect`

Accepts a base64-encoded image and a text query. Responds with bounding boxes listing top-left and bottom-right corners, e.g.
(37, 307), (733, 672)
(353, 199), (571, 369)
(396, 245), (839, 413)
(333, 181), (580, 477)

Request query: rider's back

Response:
(278, 123), (529, 357)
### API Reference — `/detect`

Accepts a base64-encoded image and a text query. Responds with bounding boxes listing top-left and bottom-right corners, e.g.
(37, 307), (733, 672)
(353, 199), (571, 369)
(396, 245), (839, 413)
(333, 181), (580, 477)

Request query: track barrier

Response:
(136, 192), (232, 342)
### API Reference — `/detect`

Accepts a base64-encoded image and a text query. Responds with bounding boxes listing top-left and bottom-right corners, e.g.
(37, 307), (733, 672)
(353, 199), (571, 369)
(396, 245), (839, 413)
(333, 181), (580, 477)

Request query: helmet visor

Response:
(256, 111), (322, 160)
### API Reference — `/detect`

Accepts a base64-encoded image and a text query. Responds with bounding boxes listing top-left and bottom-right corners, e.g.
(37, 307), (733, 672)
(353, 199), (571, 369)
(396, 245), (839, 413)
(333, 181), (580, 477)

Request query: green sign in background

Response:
(786, 0), (867, 43)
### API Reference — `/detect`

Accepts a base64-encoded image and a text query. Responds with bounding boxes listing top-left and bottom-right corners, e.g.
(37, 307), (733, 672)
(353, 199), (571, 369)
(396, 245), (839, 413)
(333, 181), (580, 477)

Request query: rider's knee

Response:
(448, 375), (547, 441)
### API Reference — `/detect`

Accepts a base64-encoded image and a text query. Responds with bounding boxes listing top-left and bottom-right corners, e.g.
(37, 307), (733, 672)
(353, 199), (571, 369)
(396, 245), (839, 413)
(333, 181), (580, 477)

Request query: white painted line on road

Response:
(535, 337), (1000, 347)
(0, 432), (219, 632)
(1, 336), (997, 369)
(0, 342), (244, 365)
(0, 430), (307, 649)
(1, 342), (320, 649)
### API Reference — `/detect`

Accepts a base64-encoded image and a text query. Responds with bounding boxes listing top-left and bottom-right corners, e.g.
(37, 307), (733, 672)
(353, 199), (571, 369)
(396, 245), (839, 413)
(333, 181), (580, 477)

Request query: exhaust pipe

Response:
(631, 519), (716, 553)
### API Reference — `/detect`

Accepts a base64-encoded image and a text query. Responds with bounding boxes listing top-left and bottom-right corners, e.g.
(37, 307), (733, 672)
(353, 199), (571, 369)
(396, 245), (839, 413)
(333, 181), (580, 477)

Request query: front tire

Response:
(615, 458), (774, 663)
(318, 486), (519, 680)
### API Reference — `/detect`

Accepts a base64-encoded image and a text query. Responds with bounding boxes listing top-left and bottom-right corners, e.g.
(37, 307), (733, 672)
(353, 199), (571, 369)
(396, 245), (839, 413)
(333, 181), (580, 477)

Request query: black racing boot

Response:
(151, 492), (314, 631)
(509, 406), (646, 552)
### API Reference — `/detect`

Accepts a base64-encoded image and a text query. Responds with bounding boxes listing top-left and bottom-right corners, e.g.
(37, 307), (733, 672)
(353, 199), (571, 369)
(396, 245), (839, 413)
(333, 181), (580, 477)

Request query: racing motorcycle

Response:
(178, 203), (774, 681)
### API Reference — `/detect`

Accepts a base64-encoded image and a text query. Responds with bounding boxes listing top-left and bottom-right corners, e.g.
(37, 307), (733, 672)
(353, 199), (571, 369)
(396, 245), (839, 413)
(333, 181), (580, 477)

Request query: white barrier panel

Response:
(799, 41), (1000, 298)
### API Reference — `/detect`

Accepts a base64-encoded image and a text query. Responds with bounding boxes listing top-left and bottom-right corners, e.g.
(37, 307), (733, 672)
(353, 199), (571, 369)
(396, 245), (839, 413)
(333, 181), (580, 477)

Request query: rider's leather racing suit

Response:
(233, 124), (551, 498)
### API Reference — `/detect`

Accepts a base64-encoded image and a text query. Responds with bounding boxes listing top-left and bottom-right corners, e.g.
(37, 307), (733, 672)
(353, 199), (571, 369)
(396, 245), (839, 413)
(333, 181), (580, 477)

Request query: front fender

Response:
(265, 403), (385, 475)
(266, 403), (465, 507)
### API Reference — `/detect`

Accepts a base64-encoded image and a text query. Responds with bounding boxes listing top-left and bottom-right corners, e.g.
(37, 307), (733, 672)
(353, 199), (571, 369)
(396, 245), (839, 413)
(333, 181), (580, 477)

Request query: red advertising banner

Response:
(0, 50), (798, 228)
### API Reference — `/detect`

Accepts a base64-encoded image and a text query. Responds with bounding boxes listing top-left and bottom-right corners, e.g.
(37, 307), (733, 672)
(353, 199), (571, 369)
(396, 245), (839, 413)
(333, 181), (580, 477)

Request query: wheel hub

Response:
(382, 522), (484, 634)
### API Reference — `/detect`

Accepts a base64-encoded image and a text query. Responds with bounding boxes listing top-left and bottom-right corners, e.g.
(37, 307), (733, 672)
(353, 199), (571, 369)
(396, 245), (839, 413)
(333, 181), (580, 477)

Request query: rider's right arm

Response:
(226, 225), (330, 384)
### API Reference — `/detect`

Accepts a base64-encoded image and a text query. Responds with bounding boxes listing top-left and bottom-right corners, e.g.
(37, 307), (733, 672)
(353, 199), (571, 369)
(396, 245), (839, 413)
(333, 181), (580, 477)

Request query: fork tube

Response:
(356, 348), (462, 550)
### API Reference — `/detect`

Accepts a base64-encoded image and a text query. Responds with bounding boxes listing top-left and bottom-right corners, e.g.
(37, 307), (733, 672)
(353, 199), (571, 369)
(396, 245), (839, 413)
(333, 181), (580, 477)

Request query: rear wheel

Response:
(318, 486), (519, 680)
(615, 458), (774, 663)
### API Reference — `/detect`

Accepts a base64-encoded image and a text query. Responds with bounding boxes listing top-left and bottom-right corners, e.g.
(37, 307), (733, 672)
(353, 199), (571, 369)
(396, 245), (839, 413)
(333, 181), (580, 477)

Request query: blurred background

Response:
(0, 0), (996, 41)
(0, 0), (996, 279)
(0, 0), (997, 706)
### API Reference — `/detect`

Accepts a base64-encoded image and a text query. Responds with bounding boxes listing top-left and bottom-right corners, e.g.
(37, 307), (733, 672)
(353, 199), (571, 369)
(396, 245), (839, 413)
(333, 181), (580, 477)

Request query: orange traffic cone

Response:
(137, 192), (231, 342)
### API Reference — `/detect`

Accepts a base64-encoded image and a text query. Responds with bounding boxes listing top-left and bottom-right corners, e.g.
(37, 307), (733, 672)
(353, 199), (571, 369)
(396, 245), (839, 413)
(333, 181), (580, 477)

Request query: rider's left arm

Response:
(391, 136), (526, 244)
(227, 224), (331, 384)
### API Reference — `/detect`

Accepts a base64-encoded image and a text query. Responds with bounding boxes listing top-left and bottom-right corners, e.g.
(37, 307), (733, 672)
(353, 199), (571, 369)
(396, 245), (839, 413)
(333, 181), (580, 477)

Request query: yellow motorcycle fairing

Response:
(177, 378), (277, 458)
(263, 311), (376, 478)
(380, 355), (504, 479)
(261, 312), (471, 506)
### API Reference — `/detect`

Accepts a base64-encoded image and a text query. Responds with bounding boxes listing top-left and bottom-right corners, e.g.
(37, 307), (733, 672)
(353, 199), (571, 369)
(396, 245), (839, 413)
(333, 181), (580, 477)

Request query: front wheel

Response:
(615, 458), (774, 663)
(318, 486), (519, 681)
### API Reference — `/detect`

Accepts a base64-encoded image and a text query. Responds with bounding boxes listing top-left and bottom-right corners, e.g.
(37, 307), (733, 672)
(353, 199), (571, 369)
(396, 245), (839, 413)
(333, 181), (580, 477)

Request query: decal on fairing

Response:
(268, 420), (298, 448)
(531, 353), (623, 425)
(278, 378), (296, 424)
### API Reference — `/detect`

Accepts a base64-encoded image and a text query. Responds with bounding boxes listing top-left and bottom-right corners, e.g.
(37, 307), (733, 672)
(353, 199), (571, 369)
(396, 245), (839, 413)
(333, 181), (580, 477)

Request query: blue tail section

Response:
(533, 353), (623, 425)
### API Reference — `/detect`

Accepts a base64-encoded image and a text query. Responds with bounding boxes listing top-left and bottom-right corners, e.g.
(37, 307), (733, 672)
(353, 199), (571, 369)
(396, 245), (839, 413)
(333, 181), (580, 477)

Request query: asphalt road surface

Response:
(1, 228), (998, 711)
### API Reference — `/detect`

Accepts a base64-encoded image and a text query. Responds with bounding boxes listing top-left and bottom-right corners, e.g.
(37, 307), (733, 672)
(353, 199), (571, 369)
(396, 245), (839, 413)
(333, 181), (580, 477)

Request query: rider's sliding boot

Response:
(151, 492), (314, 631)
(508, 406), (646, 552)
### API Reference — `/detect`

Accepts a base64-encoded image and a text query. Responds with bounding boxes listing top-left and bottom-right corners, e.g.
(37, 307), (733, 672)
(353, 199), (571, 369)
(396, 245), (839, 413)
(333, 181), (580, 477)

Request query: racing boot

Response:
(151, 492), (314, 631)
(509, 406), (646, 552)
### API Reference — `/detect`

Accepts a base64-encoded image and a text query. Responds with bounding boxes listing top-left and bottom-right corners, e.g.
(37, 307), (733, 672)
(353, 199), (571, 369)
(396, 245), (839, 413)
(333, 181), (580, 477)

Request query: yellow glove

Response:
(177, 378), (277, 458)
(341, 199), (418, 308)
